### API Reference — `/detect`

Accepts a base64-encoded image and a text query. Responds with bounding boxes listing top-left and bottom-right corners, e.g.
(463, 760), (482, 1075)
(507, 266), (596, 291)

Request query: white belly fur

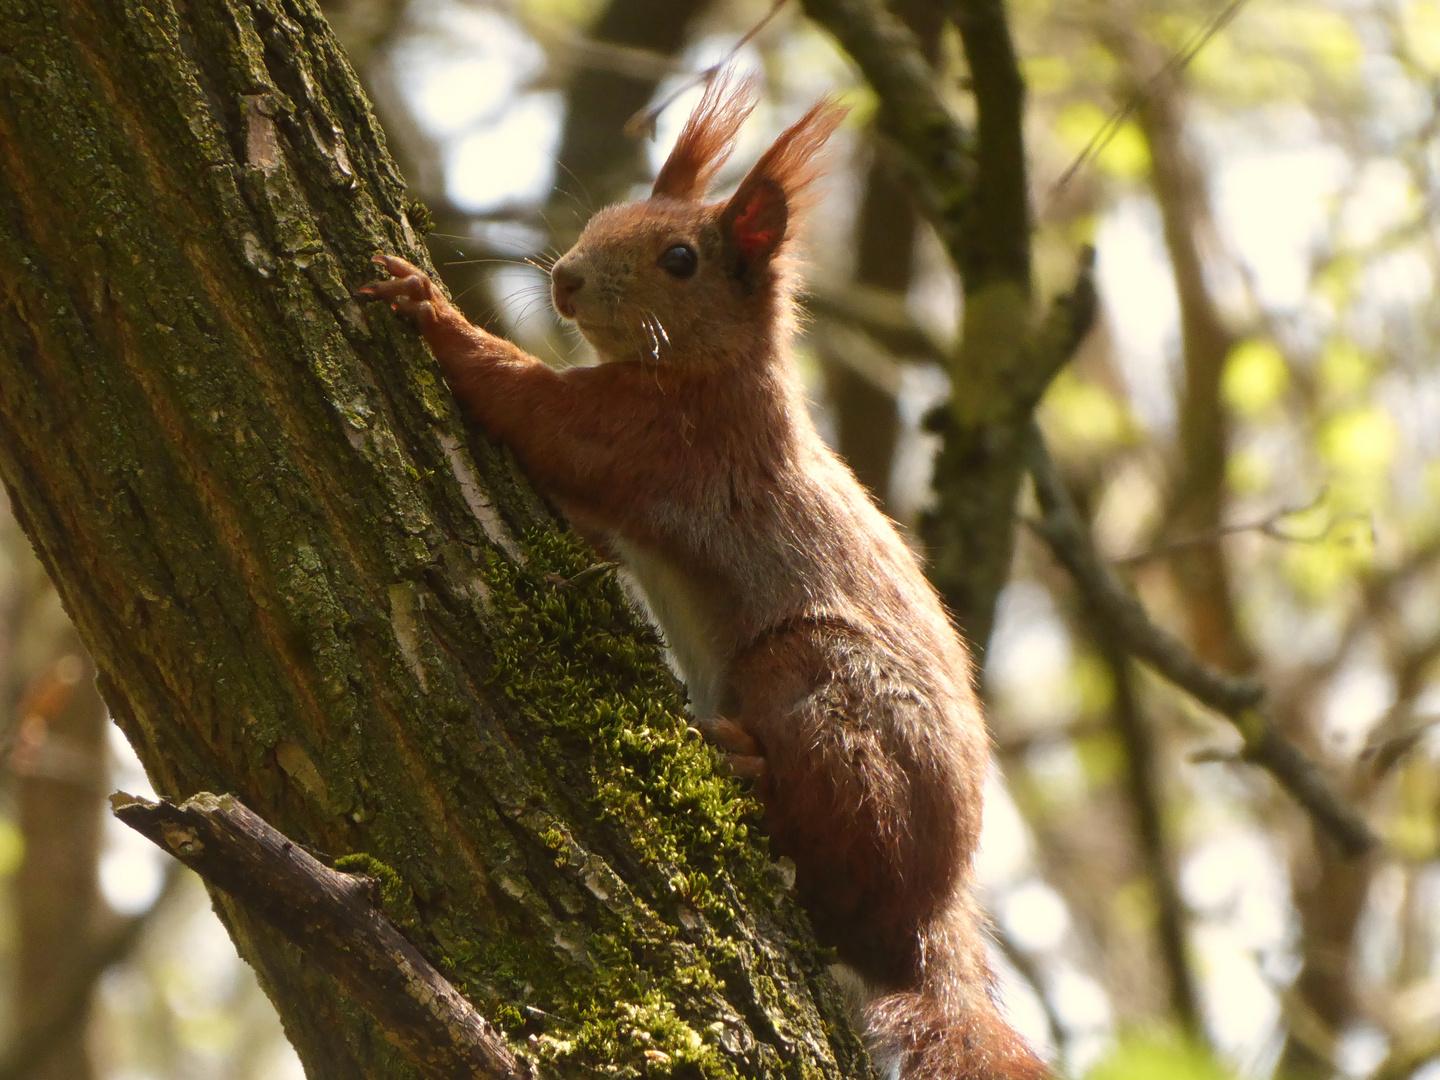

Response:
(610, 536), (728, 719)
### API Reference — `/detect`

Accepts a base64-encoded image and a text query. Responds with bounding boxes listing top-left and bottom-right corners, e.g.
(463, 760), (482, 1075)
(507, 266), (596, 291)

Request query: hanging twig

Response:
(1046, 0), (1252, 204)
(623, 0), (789, 139)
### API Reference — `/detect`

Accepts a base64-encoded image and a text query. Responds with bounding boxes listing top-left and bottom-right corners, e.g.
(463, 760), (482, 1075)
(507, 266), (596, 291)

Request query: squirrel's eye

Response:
(658, 244), (698, 279)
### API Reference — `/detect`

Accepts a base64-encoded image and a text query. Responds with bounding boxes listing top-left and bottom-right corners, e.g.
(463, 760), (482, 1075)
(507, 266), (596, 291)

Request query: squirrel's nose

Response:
(551, 265), (584, 318)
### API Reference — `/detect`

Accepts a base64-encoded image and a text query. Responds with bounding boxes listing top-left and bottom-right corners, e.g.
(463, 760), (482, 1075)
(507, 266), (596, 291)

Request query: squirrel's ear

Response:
(721, 177), (788, 265)
(717, 98), (848, 269)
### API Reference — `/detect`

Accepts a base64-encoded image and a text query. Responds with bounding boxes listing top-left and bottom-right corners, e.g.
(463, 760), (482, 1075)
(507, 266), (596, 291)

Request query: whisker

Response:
(510, 295), (558, 331)
(553, 162), (596, 215)
(444, 256), (539, 269)
(642, 314), (661, 362)
(450, 279), (492, 305)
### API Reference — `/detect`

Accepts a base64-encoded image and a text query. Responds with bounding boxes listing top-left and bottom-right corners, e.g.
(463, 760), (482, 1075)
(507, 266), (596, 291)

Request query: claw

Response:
(356, 253), (442, 313)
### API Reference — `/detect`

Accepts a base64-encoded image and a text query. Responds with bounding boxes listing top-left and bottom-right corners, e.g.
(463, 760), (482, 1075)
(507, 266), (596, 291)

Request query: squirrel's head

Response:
(550, 76), (846, 367)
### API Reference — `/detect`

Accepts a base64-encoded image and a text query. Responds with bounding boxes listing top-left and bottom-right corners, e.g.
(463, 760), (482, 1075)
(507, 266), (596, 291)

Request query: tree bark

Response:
(0, 2), (867, 1078)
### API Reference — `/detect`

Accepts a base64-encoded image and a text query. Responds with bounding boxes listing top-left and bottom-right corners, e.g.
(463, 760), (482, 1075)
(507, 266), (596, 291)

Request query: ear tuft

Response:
(652, 74), (757, 201)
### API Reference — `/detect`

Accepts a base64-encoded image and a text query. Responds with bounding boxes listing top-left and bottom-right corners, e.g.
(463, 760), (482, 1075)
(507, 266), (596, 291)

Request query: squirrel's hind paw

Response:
(697, 717), (765, 779)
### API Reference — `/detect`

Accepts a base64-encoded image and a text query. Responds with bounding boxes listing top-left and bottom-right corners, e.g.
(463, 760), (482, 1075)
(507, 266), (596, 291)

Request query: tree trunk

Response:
(0, 2), (867, 1078)
(821, 0), (942, 513)
(12, 626), (106, 1080)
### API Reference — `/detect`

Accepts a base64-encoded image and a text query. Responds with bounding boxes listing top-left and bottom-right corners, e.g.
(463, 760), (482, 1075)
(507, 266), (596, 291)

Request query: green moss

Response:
(432, 524), (836, 1078)
(485, 527), (770, 902)
(404, 199), (436, 236)
(334, 853), (418, 926)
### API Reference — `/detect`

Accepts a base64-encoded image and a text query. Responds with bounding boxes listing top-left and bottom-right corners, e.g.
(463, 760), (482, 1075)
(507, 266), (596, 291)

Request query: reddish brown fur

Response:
(360, 79), (1048, 1080)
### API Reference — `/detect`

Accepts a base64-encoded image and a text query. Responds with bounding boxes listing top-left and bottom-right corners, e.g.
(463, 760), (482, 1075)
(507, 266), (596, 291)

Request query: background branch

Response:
(800, 0), (972, 260)
(1026, 429), (1378, 856)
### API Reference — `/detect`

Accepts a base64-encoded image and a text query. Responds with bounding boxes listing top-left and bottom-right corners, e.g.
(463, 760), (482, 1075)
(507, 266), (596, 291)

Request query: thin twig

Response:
(1361, 714), (1440, 778)
(528, 19), (685, 84)
(623, 0), (788, 139)
(1095, 627), (1202, 1033)
(1025, 427), (1378, 856)
(1112, 489), (1372, 568)
(987, 921), (1064, 1052)
(993, 718), (1112, 759)
(804, 281), (951, 367)
(1047, 0), (1252, 204)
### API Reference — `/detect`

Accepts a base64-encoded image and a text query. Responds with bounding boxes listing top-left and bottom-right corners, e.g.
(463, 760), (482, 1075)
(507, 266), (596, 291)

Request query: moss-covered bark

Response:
(0, 1), (869, 1077)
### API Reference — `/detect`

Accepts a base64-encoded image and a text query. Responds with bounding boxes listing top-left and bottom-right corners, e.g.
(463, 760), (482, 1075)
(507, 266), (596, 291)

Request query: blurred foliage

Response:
(1084, 1032), (1233, 1080)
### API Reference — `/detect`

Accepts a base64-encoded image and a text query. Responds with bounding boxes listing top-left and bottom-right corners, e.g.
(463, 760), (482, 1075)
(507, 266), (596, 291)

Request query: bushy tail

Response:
(865, 990), (1048, 1080)
(863, 906), (1049, 1080)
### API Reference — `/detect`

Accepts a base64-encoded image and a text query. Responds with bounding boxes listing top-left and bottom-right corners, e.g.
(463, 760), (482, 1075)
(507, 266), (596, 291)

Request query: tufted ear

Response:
(718, 98), (847, 270)
(652, 74), (756, 201)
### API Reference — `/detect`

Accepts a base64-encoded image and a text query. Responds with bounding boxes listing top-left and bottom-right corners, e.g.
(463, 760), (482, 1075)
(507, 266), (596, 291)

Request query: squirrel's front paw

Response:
(356, 254), (444, 319)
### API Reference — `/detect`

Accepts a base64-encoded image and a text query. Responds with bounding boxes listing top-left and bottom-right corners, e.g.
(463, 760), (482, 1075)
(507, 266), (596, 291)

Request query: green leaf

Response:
(1043, 370), (1135, 452)
(1319, 406), (1398, 476)
(1222, 339), (1289, 416)
(1085, 1032), (1234, 1080)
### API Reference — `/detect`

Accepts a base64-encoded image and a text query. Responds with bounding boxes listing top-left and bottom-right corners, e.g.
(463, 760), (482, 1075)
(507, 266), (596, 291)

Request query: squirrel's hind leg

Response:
(725, 621), (967, 988)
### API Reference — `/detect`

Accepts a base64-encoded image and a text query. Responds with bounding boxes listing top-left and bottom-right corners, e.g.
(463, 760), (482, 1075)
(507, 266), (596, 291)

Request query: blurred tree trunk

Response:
(1280, 844), (1371, 1079)
(1113, 29), (1370, 1070)
(822, 0), (942, 511)
(0, 3), (866, 1078)
(543, 0), (710, 245)
(6, 569), (107, 1080)
(1113, 31), (1251, 675)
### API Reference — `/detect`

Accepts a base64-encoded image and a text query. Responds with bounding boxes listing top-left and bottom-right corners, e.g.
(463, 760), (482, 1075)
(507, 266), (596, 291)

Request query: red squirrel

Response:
(359, 78), (1047, 1080)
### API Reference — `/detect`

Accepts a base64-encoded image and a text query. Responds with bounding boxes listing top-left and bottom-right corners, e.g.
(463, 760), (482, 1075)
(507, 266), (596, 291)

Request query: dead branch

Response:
(111, 792), (532, 1080)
